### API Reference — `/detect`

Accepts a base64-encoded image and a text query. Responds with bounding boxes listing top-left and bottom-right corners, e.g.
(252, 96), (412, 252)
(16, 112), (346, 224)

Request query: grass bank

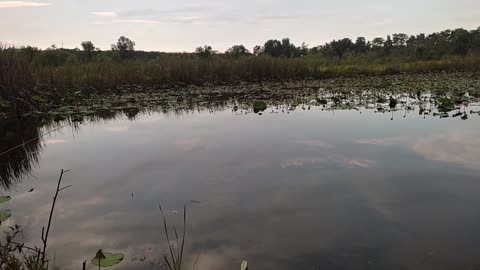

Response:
(2, 46), (480, 118)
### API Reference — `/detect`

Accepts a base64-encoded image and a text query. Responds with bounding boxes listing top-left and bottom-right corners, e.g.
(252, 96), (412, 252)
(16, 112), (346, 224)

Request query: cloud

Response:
(354, 136), (412, 146)
(118, 7), (205, 18)
(355, 131), (480, 169)
(113, 19), (161, 24)
(412, 132), (480, 169)
(0, 1), (50, 8)
(280, 157), (375, 169)
(91, 11), (118, 17)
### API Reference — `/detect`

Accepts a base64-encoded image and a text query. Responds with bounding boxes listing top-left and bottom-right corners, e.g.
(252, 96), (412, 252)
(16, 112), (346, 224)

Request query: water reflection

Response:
(0, 118), (42, 189)
(1, 95), (480, 270)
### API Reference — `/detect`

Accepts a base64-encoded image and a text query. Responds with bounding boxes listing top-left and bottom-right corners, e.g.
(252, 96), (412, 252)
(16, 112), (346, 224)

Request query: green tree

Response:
(263, 39), (283, 57)
(225, 45), (251, 57)
(253, 45), (263, 55)
(195, 45), (215, 58)
(81, 41), (95, 60)
(354, 37), (368, 54)
(392, 33), (408, 47)
(451, 28), (471, 56)
(111, 36), (135, 59)
(384, 35), (393, 55)
(372, 37), (385, 48)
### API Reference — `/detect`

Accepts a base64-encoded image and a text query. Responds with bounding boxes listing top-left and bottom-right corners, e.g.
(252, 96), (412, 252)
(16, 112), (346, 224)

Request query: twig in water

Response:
(39, 169), (70, 268)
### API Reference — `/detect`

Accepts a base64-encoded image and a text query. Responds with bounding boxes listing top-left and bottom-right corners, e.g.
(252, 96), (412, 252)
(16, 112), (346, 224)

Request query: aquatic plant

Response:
(437, 97), (456, 112)
(91, 249), (124, 268)
(0, 169), (71, 270)
(0, 195), (11, 203)
(159, 204), (188, 270)
(0, 209), (11, 222)
(253, 100), (267, 113)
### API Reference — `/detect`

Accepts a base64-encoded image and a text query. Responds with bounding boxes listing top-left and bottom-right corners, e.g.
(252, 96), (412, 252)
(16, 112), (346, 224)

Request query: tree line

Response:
(4, 26), (480, 67)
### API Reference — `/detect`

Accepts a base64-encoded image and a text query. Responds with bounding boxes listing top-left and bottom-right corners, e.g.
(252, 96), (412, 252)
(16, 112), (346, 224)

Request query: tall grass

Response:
(2, 45), (480, 116)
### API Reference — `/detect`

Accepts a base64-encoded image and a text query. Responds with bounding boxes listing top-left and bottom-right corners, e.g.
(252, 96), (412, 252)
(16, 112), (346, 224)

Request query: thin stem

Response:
(40, 169), (68, 268)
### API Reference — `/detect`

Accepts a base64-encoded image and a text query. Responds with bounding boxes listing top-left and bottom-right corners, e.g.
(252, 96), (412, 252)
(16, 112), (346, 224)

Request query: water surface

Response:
(2, 102), (480, 270)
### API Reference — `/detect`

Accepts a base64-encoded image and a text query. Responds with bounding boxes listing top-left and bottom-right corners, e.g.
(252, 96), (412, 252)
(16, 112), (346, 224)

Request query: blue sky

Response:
(1, 0), (479, 52)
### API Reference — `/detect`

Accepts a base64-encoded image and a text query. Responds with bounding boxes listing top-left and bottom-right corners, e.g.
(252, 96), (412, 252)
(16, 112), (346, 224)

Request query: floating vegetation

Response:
(253, 100), (267, 113)
(437, 97), (456, 112)
(0, 209), (11, 222)
(0, 196), (11, 203)
(91, 249), (125, 268)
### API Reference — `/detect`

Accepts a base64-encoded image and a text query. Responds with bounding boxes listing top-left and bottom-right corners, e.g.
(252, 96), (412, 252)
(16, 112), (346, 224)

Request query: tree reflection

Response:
(0, 118), (42, 190)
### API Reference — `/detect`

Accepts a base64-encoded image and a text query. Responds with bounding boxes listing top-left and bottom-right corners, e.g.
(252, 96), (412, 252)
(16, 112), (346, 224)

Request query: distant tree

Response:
(111, 36), (135, 59)
(354, 37), (368, 54)
(298, 42), (309, 56)
(263, 39), (283, 57)
(260, 38), (303, 57)
(451, 28), (471, 56)
(253, 45), (263, 56)
(225, 45), (251, 57)
(372, 37), (385, 48)
(392, 33), (408, 47)
(195, 45), (215, 58)
(384, 35), (393, 55)
(328, 38), (354, 58)
(81, 41), (95, 60)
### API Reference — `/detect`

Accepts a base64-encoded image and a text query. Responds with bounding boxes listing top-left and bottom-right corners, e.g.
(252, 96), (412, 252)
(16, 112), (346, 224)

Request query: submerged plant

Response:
(159, 204), (187, 270)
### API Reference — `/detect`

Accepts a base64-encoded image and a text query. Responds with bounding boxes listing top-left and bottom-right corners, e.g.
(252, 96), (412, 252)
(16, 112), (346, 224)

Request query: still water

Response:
(1, 103), (480, 270)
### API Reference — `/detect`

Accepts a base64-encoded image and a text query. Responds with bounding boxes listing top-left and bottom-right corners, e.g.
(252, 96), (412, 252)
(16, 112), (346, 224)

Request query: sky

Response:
(1, 0), (479, 52)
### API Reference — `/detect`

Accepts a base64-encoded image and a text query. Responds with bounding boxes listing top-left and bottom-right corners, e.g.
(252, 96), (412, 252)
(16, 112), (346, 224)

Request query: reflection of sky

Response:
(4, 108), (480, 270)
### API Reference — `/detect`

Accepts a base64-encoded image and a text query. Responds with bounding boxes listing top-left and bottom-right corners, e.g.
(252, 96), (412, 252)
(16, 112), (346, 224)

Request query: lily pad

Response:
(253, 100), (267, 113)
(91, 250), (124, 267)
(0, 196), (11, 203)
(0, 209), (12, 222)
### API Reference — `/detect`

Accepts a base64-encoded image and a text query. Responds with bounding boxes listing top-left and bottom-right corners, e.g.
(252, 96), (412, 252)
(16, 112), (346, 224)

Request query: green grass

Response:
(2, 44), (480, 117)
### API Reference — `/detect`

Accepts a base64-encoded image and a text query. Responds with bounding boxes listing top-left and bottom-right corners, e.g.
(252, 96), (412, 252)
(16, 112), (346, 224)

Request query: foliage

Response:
(81, 41), (96, 60)
(437, 97), (456, 112)
(2, 26), (480, 117)
(159, 204), (187, 270)
(253, 100), (267, 113)
(91, 250), (124, 267)
(0, 209), (11, 222)
(195, 45), (215, 58)
(0, 195), (11, 203)
(111, 36), (135, 59)
(226, 45), (251, 57)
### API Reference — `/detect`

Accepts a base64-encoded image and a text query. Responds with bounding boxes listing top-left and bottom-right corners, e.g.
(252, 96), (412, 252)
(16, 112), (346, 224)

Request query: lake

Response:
(1, 96), (480, 270)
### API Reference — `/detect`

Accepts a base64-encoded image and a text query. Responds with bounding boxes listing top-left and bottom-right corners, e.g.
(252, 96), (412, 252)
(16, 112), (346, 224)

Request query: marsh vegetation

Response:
(1, 27), (480, 119)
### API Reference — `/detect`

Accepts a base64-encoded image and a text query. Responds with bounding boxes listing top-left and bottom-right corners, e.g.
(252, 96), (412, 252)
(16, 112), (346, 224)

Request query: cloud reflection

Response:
(356, 131), (480, 169)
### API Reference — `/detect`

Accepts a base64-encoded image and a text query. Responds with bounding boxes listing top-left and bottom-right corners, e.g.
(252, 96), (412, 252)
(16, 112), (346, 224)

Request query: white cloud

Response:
(114, 19), (161, 24)
(355, 131), (480, 169)
(91, 11), (118, 17)
(280, 157), (375, 169)
(0, 1), (51, 8)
